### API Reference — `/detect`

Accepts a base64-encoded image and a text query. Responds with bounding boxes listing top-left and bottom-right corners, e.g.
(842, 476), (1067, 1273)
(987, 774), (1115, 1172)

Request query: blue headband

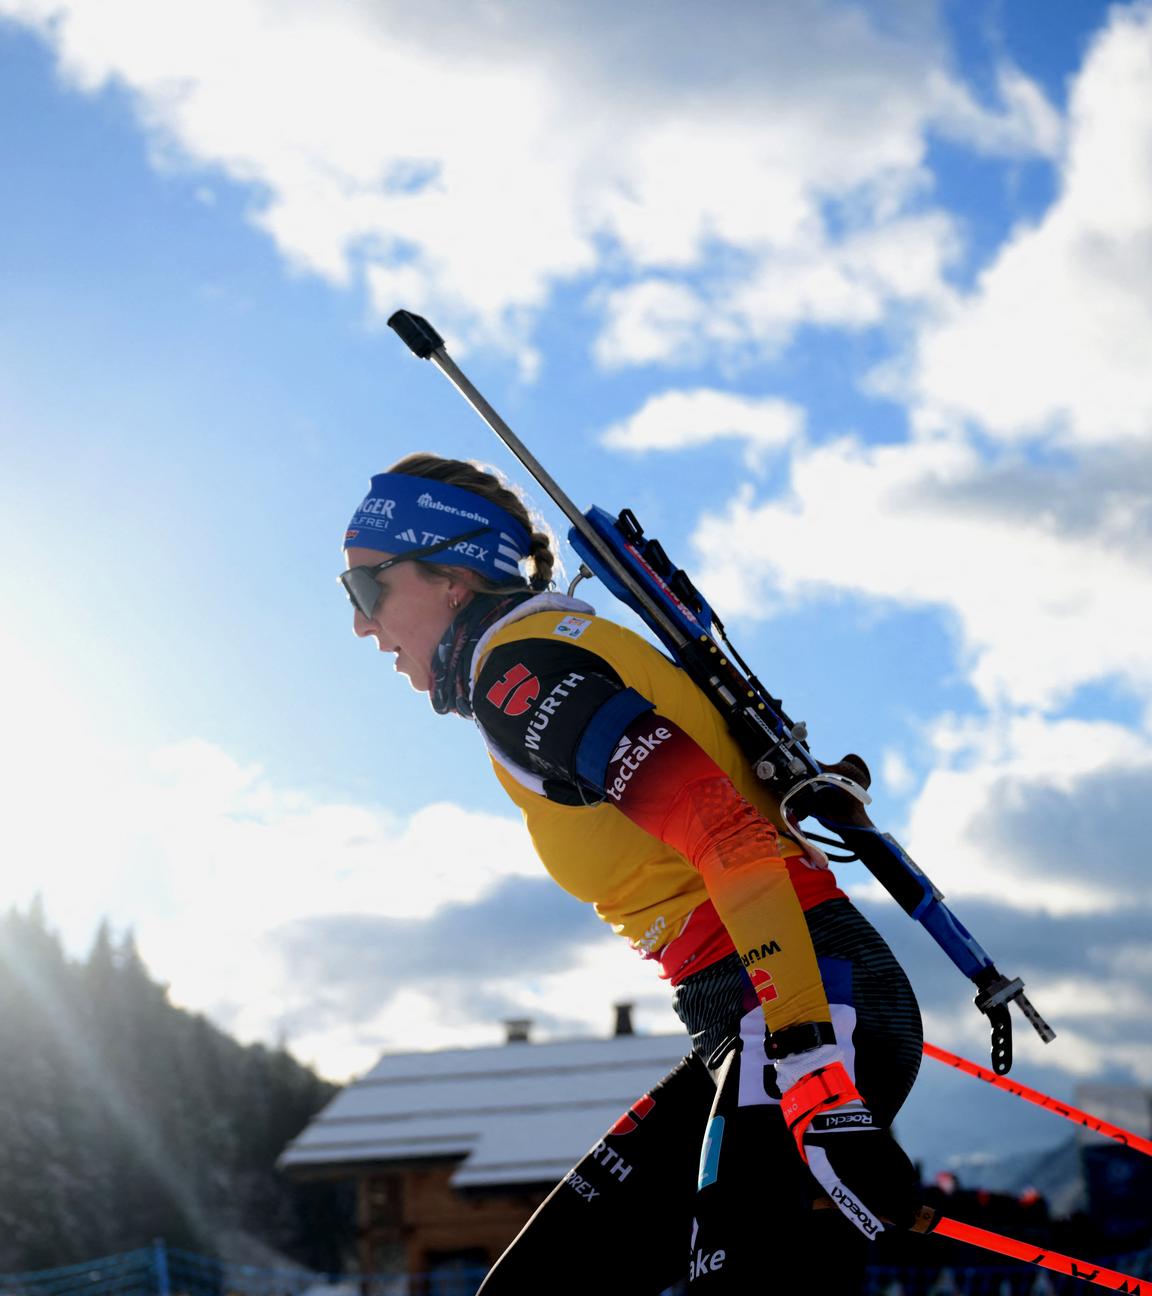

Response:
(344, 473), (532, 584)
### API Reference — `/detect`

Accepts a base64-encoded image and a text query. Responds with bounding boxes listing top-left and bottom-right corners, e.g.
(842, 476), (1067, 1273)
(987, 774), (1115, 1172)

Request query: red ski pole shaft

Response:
(932, 1213), (1150, 1292)
(924, 1041), (1152, 1158)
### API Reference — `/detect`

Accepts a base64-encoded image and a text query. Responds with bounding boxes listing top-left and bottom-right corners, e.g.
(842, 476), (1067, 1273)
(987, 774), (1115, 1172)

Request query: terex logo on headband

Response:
(400, 528), (492, 562)
(346, 473), (526, 581)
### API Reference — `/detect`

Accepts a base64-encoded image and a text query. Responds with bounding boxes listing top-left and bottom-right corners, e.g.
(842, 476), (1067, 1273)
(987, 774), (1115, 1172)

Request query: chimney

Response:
(504, 1018), (532, 1044)
(613, 1003), (635, 1037)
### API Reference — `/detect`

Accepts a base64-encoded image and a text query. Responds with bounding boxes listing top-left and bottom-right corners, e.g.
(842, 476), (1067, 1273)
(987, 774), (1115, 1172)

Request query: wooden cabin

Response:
(278, 1007), (686, 1284)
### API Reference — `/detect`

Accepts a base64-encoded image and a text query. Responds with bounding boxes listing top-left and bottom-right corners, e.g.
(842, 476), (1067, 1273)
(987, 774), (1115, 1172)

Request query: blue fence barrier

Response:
(2, 1240), (1149, 1296)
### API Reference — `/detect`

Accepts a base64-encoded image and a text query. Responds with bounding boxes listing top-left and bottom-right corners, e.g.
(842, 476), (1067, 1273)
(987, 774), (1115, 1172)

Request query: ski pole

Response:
(812, 1204), (1151, 1291)
(925, 1212), (1150, 1293)
(924, 1042), (1152, 1158)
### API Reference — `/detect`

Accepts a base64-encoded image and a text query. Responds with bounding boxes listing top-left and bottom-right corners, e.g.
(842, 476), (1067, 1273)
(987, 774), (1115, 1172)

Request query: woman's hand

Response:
(788, 753), (874, 825)
(777, 1043), (921, 1238)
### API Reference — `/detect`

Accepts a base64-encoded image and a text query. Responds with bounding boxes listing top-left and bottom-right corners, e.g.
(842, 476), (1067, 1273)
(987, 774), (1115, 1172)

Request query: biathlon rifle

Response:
(387, 309), (1056, 1075)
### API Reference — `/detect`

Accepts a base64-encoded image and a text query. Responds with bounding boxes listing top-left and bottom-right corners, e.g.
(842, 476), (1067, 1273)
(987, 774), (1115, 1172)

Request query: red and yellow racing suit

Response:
(472, 598), (844, 1036)
(466, 596), (922, 1294)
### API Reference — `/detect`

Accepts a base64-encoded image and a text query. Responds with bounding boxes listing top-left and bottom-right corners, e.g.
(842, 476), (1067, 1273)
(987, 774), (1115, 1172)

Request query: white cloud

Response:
(592, 281), (711, 369)
(595, 211), (962, 367)
(0, 627), (607, 1076)
(0, 0), (1057, 357)
(592, 7), (1151, 722)
(586, 7), (1150, 727)
(866, 709), (1152, 1079)
(600, 388), (805, 471)
(908, 3), (1152, 445)
(928, 62), (1064, 158)
(902, 711), (1152, 914)
(880, 748), (916, 796)
(277, 934), (681, 1080)
(631, 9), (1152, 729)
(691, 435), (1152, 709)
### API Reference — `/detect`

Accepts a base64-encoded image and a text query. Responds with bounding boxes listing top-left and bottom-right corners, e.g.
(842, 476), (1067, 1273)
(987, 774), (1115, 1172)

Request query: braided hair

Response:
(388, 453), (556, 592)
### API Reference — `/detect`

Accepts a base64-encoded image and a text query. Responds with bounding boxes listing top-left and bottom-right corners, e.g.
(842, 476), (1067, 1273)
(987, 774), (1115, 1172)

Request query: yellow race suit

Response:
(469, 595), (846, 1039)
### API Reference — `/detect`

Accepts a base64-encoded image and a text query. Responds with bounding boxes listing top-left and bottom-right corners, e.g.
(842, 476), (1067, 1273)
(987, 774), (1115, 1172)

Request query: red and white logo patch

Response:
(485, 662), (540, 717)
(609, 1092), (655, 1135)
(748, 966), (779, 1005)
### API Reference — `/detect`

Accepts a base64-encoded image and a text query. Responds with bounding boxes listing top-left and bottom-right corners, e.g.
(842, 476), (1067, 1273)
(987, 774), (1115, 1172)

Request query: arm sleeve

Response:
(594, 712), (833, 1035)
(473, 638), (653, 794)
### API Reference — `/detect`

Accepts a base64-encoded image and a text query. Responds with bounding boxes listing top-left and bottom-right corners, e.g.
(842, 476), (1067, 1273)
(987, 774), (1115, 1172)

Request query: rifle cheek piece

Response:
(387, 309), (445, 359)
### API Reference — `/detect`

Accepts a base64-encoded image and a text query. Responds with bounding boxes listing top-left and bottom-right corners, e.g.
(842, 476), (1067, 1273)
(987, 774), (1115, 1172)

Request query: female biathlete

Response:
(340, 454), (924, 1293)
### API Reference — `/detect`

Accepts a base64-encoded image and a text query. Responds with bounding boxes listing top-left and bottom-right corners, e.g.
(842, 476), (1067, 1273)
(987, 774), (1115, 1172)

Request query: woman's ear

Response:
(443, 568), (479, 607)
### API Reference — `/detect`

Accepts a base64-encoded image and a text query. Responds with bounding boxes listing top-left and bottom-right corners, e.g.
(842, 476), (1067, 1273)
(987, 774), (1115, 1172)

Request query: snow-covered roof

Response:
(279, 1032), (688, 1188)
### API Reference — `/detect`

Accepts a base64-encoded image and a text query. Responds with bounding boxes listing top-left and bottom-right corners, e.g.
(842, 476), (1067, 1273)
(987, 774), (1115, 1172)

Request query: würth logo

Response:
(485, 663), (540, 717)
(740, 941), (782, 968)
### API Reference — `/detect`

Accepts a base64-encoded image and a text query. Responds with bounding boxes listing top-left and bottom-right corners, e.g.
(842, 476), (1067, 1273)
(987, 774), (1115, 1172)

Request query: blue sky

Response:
(2, 0), (1150, 1177)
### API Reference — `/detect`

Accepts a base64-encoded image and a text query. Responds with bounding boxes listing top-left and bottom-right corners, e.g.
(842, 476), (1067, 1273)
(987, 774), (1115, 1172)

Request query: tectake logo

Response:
(687, 1218), (727, 1281)
(605, 728), (673, 802)
(485, 663), (540, 717)
(689, 1248), (726, 1281)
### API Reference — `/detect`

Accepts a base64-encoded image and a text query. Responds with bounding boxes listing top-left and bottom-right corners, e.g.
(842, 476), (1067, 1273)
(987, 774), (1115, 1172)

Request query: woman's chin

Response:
(397, 663), (432, 693)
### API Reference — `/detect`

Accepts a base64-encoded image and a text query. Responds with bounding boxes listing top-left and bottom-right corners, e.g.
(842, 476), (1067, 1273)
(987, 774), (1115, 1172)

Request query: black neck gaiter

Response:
(430, 589), (536, 718)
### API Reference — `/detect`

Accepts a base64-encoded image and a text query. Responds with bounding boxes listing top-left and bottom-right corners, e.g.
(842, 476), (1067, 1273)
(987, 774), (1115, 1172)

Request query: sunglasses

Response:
(339, 527), (487, 620)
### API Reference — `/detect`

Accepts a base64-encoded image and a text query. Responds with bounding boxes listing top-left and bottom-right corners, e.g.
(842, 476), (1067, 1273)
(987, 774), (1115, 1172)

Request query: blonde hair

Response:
(388, 453), (557, 593)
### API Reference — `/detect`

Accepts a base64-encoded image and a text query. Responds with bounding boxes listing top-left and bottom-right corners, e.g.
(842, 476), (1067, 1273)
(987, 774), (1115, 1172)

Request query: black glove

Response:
(788, 753), (873, 824)
(778, 1045), (921, 1238)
